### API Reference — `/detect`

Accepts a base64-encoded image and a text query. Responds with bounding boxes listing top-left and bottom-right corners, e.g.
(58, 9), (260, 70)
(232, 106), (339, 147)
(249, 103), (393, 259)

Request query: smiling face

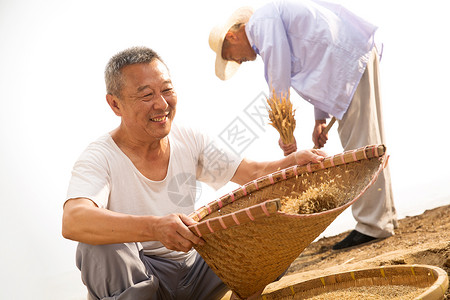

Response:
(108, 59), (177, 143)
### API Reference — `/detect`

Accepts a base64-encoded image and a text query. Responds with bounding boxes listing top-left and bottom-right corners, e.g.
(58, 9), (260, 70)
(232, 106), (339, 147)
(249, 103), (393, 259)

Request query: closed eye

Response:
(162, 88), (174, 95)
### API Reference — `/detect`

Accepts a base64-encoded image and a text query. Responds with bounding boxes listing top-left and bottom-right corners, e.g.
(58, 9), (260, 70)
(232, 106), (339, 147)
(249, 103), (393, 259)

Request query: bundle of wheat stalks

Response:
(267, 92), (296, 144)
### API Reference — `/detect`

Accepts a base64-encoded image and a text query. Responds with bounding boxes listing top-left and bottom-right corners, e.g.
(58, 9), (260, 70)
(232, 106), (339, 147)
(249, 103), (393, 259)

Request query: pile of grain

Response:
(267, 92), (296, 144)
(280, 180), (343, 214)
(304, 285), (428, 300)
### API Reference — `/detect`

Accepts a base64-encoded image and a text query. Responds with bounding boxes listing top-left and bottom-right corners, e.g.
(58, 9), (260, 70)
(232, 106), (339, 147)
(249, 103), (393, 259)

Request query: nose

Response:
(154, 93), (169, 110)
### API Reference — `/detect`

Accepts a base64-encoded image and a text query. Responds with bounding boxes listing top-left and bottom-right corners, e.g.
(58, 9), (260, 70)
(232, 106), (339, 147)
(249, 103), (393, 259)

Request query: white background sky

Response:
(1, 0), (449, 299)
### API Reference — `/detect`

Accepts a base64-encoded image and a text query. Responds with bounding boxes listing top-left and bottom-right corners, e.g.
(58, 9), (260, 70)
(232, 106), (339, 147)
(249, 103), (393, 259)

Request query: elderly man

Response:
(208, 0), (397, 250)
(62, 46), (326, 299)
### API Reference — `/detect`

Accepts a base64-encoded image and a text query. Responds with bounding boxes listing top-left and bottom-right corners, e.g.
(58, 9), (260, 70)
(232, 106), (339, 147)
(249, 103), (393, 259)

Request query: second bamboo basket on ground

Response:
(261, 265), (448, 300)
(188, 144), (388, 299)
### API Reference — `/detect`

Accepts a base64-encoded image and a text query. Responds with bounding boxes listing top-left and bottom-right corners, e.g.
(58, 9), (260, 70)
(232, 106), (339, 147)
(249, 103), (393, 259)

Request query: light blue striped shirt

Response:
(246, 0), (377, 120)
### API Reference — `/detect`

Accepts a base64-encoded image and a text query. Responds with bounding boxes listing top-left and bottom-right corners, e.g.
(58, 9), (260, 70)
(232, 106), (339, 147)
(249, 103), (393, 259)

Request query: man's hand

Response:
(294, 148), (327, 166)
(278, 137), (297, 156)
(152, 214), (205, 252)
(62, 198), (205, 249)
(312, 119), (328, 149)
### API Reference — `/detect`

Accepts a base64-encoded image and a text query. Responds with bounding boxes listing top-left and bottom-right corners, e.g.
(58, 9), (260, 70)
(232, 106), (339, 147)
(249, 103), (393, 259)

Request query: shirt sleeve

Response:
(314, 107), (331, 120)
(195, 132), (243, 191)
(65, 146), (111, 208)
(248, 14), (292, 99)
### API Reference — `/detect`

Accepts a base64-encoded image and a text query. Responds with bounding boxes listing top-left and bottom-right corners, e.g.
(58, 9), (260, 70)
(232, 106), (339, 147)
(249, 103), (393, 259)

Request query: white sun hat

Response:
(208, 6), (254, 80)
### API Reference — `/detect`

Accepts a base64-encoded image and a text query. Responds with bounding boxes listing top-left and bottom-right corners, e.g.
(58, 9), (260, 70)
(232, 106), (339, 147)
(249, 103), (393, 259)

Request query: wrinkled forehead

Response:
(121, 61), (172, 91)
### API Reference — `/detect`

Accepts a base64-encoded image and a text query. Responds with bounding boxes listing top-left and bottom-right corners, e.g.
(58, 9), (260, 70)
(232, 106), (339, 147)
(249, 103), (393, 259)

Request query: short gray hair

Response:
(104, 46), (165, 97)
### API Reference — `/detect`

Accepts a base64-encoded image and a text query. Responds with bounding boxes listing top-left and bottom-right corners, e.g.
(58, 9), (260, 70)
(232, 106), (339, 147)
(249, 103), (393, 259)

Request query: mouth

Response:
(150, 113), (169, 122)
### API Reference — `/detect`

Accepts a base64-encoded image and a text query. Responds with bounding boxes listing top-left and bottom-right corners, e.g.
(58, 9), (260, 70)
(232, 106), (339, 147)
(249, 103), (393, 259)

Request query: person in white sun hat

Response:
(209, 0), (398, 250)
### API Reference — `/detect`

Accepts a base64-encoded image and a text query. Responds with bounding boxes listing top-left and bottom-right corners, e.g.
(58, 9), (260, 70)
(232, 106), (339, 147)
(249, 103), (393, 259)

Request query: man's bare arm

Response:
(62, 198), (203, 251)
(231, 149), (326, 185)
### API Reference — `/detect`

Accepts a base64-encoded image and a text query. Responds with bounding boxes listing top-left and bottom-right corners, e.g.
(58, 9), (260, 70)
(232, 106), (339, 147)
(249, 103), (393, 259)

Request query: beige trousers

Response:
(337, 49), (397, 238)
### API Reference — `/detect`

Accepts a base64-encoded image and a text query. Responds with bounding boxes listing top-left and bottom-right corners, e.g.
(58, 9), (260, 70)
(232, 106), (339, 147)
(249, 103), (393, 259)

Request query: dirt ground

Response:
(223, 204), (450, 299)
(271, 204), (450, 298)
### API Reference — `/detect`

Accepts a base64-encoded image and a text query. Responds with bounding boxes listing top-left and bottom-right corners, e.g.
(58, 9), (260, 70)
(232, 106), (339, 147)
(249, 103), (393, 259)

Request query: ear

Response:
(106, 94), (122, 116)
(225, 31), (239, 44)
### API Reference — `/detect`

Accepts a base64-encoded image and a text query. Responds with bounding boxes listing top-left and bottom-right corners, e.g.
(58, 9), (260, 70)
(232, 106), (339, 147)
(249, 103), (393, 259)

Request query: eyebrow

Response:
(136, 80), (172, 93)
(136, 85), (151, 93)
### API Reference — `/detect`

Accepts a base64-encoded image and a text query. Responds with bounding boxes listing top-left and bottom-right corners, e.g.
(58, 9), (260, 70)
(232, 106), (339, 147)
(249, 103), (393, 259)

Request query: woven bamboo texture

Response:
(188, 145), (388, 299)
(260, 265), (449, 300)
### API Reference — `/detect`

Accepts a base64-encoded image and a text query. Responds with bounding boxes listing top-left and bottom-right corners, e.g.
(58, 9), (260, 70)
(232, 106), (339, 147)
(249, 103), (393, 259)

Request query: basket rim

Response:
(189, 145), (388, 237)
(261, 264), (449, 300)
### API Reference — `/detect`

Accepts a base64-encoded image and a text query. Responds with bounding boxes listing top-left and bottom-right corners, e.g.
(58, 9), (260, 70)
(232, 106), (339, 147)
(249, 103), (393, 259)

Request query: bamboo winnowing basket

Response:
(188, 145), (389, 299)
